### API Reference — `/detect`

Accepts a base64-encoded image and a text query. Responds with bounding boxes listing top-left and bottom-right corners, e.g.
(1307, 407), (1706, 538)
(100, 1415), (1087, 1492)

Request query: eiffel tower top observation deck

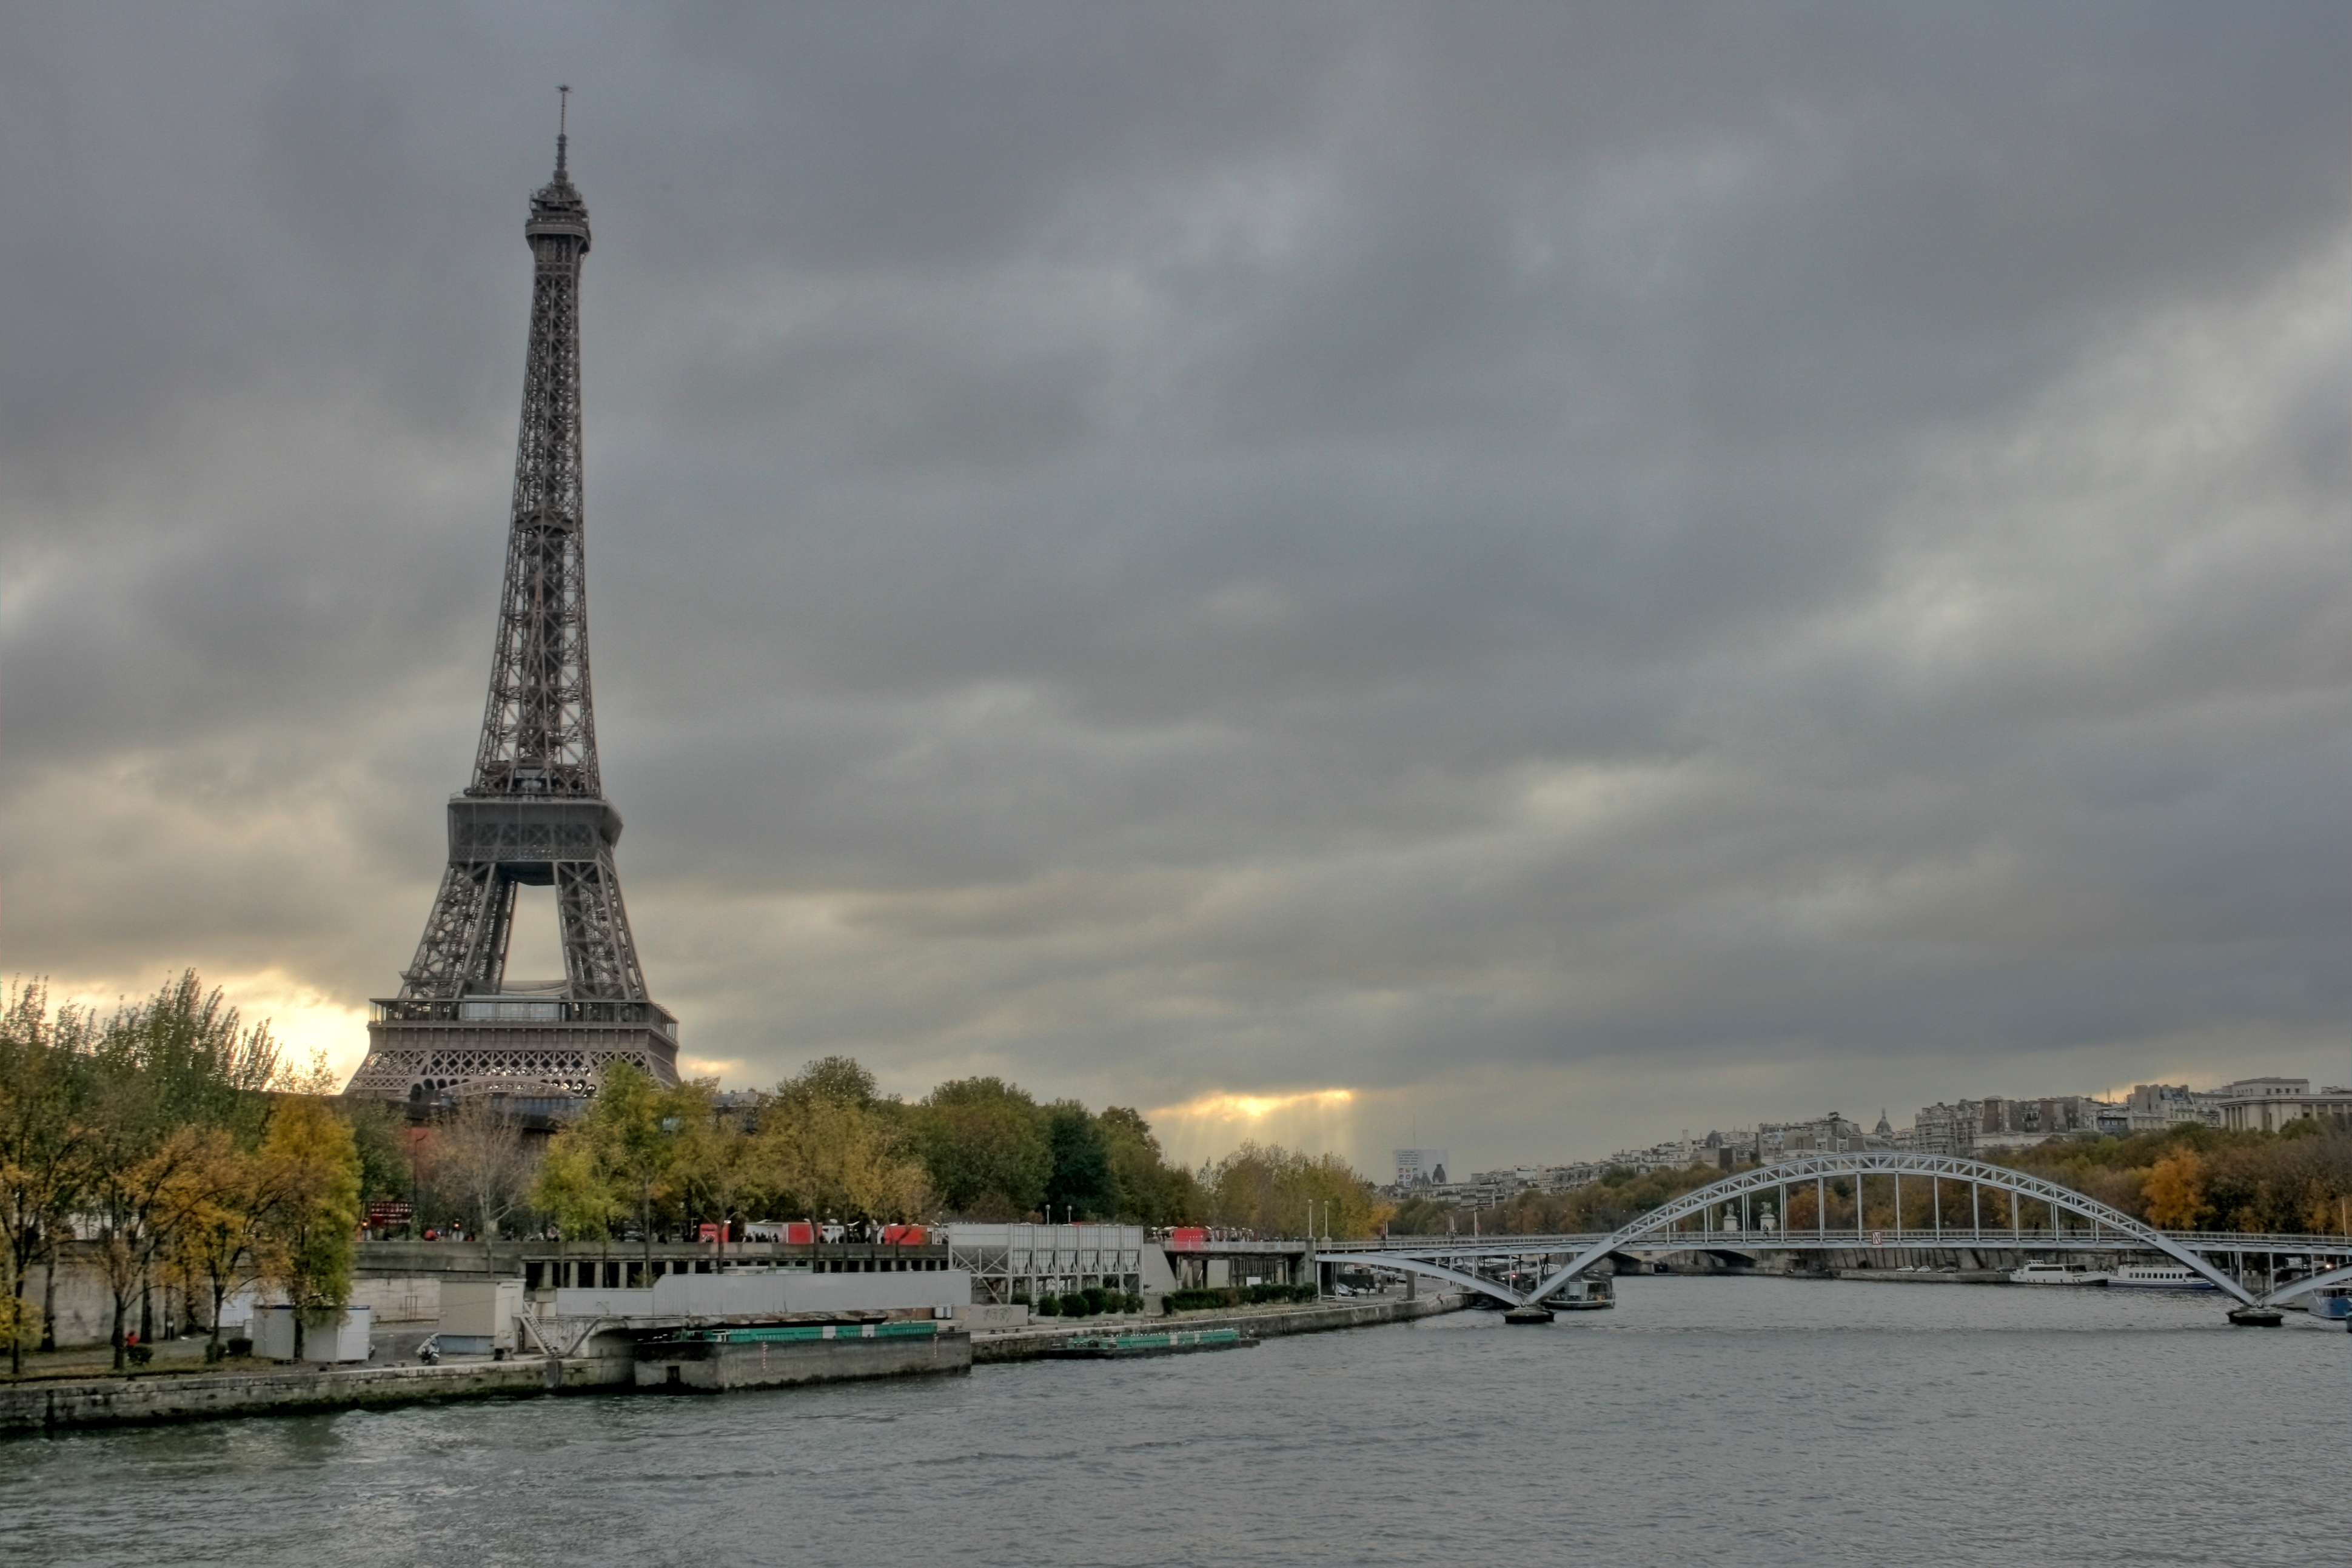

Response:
(347, 96), (678, 1104)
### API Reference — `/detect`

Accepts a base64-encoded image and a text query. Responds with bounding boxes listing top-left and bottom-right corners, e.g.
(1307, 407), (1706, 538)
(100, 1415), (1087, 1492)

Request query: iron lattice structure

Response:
(347, 106), (677, 1104)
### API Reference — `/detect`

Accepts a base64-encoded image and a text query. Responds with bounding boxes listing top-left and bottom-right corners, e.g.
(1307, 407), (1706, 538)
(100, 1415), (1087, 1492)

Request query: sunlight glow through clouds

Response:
(45, 967), (372, 1087)
(1147, 1087), (1359, 1168)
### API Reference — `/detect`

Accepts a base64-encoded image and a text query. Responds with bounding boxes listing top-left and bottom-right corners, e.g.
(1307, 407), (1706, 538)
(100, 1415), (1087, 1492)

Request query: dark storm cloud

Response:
(3, 2), (2347, 1164)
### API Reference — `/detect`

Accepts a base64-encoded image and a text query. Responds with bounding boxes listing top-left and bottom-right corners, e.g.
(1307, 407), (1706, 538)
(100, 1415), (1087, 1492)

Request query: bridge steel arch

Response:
(1519, 1152), (2257, 1308)
(1327, 1254), (1529, 1304)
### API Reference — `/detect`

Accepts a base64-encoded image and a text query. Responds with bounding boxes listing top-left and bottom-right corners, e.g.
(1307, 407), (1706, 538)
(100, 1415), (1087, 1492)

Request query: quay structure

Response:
(0, 1227), (1462, 1433)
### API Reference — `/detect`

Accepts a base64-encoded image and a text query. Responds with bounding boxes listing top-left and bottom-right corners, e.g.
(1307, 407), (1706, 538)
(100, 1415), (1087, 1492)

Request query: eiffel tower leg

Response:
(403, 862), (502, 999)
(555, 847), (647, 1001)
(459, 873), (519, 994)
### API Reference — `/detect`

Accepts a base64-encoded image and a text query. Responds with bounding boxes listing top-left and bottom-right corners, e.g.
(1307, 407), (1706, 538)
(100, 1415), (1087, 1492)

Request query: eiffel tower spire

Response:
(348, 101), (677, 1104)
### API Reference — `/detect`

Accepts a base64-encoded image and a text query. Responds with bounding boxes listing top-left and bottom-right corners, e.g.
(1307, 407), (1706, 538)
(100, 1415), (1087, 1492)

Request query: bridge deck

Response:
(1322, 1230), (2352, 1258)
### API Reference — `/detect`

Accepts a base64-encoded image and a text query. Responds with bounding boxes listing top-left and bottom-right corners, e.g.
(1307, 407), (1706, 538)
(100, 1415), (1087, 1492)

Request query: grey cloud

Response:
(3, 3), (2347, 1168)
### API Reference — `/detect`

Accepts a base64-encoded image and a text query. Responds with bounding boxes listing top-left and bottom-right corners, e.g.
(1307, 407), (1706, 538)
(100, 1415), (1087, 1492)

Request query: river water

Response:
(5, 1278), (2344, 1566)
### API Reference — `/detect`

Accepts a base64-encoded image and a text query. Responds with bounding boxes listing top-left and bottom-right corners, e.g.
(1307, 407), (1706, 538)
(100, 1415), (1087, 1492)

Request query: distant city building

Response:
(2216, 1076), (2310, 1101)
(1971, 1095), (2109, 1150)
(2126, 1084), (2219, 1133)
(1540, 1161), (1607, 1190)
(1912, 1102), (1980, 1156)
(1393, 1148), (1452, 1187)
(1760, 1113), (1877, 1161)
(1401, 1067), (2328, 1205)
(2213, 1079), (2352, 1134)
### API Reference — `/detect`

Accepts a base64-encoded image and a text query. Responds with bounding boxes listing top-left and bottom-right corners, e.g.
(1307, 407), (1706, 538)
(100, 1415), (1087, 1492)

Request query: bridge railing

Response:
(1324, 1228), (2351, 1256)
(2156, 1231), (2351, 1250)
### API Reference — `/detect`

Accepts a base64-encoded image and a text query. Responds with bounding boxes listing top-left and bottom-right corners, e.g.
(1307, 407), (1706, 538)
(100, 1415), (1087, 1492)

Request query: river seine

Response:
(4, 1277), (2343, 1566)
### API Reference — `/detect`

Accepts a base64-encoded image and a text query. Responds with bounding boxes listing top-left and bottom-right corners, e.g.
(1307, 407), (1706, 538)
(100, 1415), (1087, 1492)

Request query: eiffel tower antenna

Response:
(347, 107), (678, 1105)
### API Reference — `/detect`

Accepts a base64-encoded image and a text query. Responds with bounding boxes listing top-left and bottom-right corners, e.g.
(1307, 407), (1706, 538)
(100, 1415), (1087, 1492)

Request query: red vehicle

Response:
(1167, 1227), (1207, 1252)
(880, 1224), (927, 1245)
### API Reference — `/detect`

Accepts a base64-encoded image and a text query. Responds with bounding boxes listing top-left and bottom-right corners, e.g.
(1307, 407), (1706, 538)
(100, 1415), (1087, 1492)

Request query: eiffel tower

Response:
(347, 95), (678, 1104)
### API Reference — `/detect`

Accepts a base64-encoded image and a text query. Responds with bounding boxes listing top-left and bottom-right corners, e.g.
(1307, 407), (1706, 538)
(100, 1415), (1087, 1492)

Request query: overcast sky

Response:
(3, 3), (2347, 1171)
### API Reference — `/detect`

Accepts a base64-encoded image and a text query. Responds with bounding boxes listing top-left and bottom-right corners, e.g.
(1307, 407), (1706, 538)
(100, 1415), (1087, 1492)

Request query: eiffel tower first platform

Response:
(346, 99), (678, 1104)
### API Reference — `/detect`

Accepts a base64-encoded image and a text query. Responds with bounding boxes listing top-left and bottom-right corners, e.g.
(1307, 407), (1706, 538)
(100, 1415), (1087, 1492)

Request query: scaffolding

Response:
(944, 1224), (1146, 1304)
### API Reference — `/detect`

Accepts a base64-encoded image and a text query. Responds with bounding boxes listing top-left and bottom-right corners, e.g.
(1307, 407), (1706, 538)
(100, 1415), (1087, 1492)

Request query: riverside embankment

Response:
(0, 1355), (597, 1434)
(1, 1290), (1464, 1433)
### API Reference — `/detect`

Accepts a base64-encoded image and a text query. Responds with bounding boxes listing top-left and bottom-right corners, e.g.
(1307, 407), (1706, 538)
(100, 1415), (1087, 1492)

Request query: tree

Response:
(549, 1064), (702, 1279)
(82, 1068), (201, 1367)
(911, 1077), (1051, 1219)
(1041, 1102), (1117, 1221)
(251, 1097), (362, 1359)
(96, 970), (278, 1139)
(343, 1099), (414, 1222)
(669, 1082), (759, 1256)
(1097, 1107), (1199, 1225)
(432, 1096), (540, 1241)
(789, 1056), (880, 1110)
(1199, 1143), (1384, 1239)
(2142, 1146), (2213, 1231)
(161, 1128), (265, 1354)
(72, 970), (286, 1362)
(532, 1134), (623, 1277)
(0, 981), (95, 1376)
(754, 1092), (930, 1225)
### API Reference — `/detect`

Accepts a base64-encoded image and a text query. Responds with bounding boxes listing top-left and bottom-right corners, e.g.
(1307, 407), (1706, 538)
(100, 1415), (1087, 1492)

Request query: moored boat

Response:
(2302, 1285), (2352, 1321)
(2110, 1265), (2216, 1291)
(2008, 1261), (2111, 1285)
(1045, 1328), (1259, 1359)
(1548, 1277), (1615, 1312)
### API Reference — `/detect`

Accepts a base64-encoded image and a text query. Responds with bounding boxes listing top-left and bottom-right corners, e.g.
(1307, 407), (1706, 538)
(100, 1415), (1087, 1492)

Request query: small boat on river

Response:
(2110, 1265), (2216, 1291)
(1045, 1328), (1259, 1359)
(2302, 1286), (2352, 1321)
(2008, 1262), (2110, 1285)
(1549, 1277), (1614, 1311)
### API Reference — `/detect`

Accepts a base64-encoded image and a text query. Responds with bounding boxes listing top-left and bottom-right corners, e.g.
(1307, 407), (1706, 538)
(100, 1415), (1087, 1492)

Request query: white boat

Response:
(2301, 1285), (2351, 1320)
(2110, 1264), (2216, 1292)
(2008, 1261), (2111, 1285)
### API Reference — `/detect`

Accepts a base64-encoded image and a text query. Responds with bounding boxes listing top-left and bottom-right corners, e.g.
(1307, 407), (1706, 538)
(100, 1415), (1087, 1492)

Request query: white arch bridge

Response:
(1315, 1152), (2350, 1312)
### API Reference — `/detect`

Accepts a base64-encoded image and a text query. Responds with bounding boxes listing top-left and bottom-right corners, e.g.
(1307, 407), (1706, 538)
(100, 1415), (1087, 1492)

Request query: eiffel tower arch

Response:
(346, 99), (678, 1104)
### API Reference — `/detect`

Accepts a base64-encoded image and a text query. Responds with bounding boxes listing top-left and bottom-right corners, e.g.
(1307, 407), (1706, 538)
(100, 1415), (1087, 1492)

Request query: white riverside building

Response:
(554, 1267), (971, 1321)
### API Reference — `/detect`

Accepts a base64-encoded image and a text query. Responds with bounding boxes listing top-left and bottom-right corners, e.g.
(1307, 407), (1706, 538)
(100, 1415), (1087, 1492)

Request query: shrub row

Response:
(1032, 1286), (1145, 1318)
(1164, 1282), (1320, 1313)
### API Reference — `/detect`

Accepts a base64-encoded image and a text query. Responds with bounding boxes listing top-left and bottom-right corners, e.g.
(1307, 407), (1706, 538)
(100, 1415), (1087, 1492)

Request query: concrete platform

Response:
(634, 1322), (970, 1391)
(973, 1290), (1464, 1362)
